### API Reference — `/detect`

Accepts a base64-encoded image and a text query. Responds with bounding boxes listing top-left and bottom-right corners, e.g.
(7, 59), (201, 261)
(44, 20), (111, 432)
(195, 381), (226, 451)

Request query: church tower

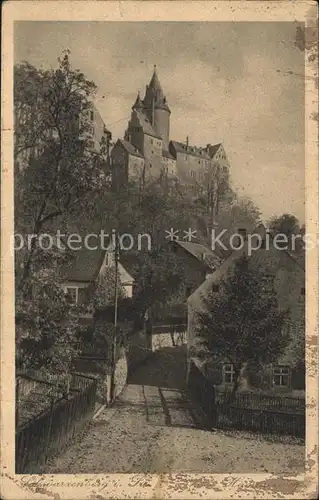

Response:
(143, 66), (171, 151)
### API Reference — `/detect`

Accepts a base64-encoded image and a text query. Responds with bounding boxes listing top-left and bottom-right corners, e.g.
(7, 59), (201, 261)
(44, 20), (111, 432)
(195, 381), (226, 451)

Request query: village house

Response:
(168, 239), (222, 298)
(60, 246), (134, 316)
(187, 224), (305, 395)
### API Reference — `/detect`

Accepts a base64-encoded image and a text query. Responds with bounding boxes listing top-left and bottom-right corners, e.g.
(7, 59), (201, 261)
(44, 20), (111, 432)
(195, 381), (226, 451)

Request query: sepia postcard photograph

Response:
(1, 1), (318, 499)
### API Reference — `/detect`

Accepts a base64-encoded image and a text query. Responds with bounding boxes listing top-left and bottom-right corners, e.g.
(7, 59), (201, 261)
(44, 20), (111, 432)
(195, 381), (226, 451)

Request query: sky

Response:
(14, 21), (305, 222)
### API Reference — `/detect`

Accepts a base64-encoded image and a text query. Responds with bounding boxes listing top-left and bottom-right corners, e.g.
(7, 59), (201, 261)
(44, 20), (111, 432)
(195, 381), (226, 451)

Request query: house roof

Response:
(173, 240), (221, 270)
(134, 109), (161, 139)
(60, 248), (106, 282)
(60, 248), (135, 285)
(188, 224), (305, 310)
(170, 140), (211, 160)
(117, 138), (143, 158)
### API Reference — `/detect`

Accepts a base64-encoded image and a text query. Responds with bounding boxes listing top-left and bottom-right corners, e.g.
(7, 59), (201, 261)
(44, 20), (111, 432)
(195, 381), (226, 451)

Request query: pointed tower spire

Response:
(149, 64), (162, 91)
(132, 91), (143, 110)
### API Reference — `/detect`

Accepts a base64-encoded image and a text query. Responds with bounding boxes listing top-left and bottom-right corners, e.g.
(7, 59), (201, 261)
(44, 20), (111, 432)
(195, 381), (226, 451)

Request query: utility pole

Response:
(110, 232), (120, 402)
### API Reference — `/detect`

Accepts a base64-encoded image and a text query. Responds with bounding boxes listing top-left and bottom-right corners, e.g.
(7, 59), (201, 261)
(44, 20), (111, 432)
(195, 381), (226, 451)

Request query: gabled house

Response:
(168, 239), (222, 298)
(60, 247), (135, 315)
(187, 224), (305, 394)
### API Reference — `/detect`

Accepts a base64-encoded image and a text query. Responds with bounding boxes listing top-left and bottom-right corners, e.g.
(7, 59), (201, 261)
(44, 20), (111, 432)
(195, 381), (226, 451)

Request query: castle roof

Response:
(149, 65), (162, 91)
(143, 66), (170, 112)
(206, 143), (222, 158)
(132, 92), (143, 110)
(134, 109), (162, 139)
(117, 138), (144, 158)
(170, 140), (211, 160)
(162, 149), (175, 160)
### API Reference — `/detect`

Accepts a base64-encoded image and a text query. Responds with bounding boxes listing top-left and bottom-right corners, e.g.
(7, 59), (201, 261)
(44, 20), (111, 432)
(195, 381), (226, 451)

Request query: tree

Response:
(14, 51), (109, 290)
(16, 271), (79, 379)
(196, 256), (289, 395)
(132, 249), (186, 323)
(14, 51), (111, 378)
(268, 213), (300, 248)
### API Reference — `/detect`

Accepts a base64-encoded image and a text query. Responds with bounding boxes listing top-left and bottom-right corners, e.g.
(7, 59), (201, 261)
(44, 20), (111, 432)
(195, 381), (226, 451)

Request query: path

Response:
(44, 347), (304, 474)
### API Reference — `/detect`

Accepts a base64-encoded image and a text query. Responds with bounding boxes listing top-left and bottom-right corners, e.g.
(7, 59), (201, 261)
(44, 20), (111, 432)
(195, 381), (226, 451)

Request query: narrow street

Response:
(44, 347), (304, 475)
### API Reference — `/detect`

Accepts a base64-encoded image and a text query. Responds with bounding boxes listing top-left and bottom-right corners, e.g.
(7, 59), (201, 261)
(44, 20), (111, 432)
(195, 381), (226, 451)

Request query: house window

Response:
(300, 286), (305, 296)
(261, 275), (274, 293)
(90, 111), (94, 121)
(186, 286), (192, 297)
(273, 365), (290, 387)
(212, 284), (220, 293)
(65, 287), (78, 305)
(223, 363), (235, 384)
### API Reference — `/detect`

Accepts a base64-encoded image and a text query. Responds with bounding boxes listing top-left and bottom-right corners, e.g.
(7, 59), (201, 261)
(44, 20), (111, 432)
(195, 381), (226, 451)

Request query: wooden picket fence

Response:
(188, 360), (305, 438)
(16, 373), (97, 473)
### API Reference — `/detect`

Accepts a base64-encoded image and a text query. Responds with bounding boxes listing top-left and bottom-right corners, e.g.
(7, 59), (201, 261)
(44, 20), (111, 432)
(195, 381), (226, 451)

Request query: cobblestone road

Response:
(44, 347), (304, 474)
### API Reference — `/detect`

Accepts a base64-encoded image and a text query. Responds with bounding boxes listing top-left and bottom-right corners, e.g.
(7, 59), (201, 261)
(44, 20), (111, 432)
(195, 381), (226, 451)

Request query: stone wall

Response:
(152, 328), (187, 351)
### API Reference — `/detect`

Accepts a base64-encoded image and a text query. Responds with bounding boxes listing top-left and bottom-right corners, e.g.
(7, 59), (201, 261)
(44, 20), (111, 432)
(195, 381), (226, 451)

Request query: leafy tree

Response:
(132, 249), (186, 323)
(14, 51), (109, 289)
(14, 51), (111, 377)
(196, 256), (289, 395)
(16, 272), (79, 378)
(268, 213), (300, 237)
(268, 213), (301, 249)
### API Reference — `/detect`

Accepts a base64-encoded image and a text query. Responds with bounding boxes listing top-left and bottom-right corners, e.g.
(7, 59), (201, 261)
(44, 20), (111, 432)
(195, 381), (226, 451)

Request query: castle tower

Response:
(132, 91), (144, 111)
(143, 66), (171, 151)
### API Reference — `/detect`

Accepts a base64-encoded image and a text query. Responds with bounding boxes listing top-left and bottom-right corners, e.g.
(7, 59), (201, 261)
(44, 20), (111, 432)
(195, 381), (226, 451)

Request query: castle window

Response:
(90, 111), (94, 121)
(300, 286), (305, 296)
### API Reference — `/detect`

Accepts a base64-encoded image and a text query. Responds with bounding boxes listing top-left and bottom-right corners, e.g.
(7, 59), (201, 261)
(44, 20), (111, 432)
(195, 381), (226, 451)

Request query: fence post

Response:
(16, 378), (20, 429)
(45, 396), (55, 463)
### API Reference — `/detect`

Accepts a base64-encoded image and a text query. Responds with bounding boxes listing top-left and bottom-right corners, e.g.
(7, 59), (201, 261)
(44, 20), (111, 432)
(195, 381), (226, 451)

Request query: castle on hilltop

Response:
(111, 66), (230, 190)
